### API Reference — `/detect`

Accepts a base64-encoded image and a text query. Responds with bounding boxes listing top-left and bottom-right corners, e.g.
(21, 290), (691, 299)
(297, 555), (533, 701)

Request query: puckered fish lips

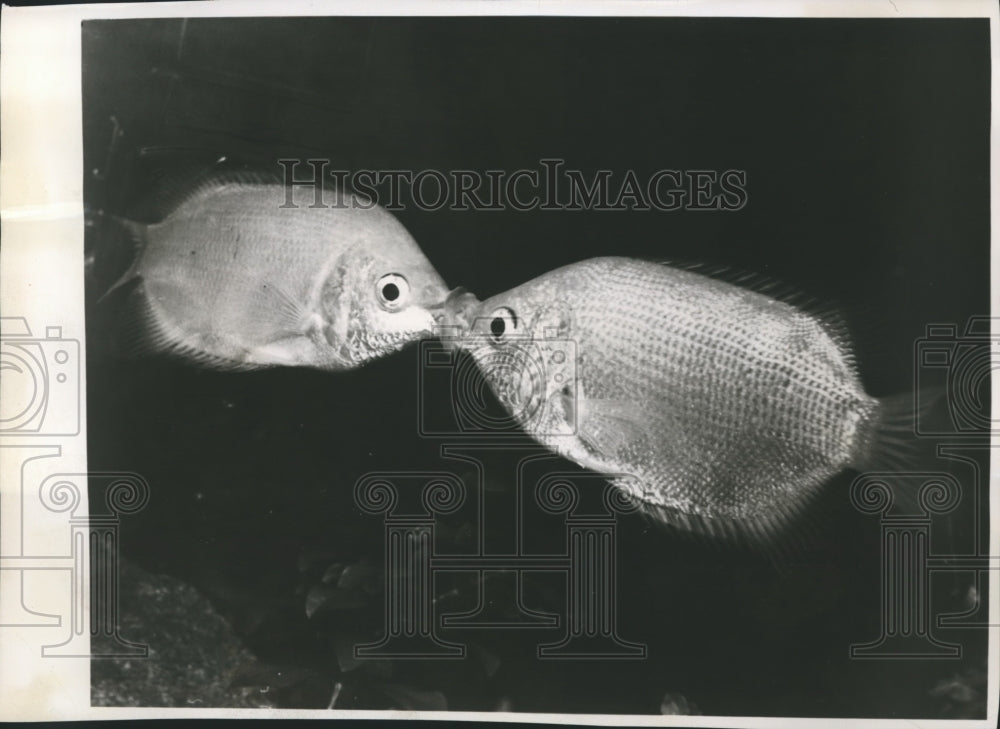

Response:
(432, 286), (481, 349)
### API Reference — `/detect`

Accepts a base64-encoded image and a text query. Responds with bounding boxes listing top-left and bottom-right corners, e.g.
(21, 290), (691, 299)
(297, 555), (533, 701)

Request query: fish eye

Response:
(488, 307), (519, 343)
(375, 273), (410, 311)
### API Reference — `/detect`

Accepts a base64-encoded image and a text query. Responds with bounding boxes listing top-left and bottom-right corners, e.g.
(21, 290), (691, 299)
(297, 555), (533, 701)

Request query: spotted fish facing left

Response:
(444, 256), (916, 540)
(100, 173), (451, 371)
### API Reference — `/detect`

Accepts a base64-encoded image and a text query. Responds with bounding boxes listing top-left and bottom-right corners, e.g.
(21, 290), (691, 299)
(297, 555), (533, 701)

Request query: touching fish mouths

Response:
(431, 286), (481, 347)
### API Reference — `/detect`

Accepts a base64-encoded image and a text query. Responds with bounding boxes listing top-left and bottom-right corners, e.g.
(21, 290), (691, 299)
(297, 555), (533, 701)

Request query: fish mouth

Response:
(430, 286), (481, 349)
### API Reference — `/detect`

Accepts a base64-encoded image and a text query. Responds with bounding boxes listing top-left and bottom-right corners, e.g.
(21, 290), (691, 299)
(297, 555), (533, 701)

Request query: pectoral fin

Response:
(231, 275), (313, 340)
(247, 332), (344, 369)
(559, 391), (675, 466)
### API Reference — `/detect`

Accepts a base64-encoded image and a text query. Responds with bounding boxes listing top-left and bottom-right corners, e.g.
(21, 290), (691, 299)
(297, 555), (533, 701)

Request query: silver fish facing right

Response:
(101, 174), (451, 371)
(446, 256), (915, 540)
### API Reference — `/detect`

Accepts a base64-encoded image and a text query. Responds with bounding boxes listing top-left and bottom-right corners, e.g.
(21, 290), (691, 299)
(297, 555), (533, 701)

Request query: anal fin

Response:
(619, 468), (849, 572)
(114, 280), (267, 372)
(247, 335), (339, 369)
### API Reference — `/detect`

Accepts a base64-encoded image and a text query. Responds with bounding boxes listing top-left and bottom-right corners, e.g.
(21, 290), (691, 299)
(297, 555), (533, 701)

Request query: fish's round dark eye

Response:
(487, 307), (519, 343)
(375, 273), (410, 311)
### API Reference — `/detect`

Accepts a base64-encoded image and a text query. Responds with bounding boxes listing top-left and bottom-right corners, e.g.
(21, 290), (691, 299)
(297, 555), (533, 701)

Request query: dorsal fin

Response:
(125, 149), (283, 222)
(655, 258), (859, 367)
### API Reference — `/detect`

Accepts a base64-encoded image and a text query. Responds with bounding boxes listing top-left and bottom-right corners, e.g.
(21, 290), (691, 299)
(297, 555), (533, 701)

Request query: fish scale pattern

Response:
(473, 257), (880, 529)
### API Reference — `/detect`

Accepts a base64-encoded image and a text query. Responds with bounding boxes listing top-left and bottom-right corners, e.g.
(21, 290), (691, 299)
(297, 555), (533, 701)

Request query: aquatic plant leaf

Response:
(305, 584), (367, 618)
(660, 691), (699, 715)
(380, 683), (448, 711)
(321, 562), (346, 584)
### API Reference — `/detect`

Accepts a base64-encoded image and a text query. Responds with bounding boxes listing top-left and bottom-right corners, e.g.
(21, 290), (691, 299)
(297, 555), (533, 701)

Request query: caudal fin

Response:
(88, 211), (147, 303)
(852, 388), (946, 473)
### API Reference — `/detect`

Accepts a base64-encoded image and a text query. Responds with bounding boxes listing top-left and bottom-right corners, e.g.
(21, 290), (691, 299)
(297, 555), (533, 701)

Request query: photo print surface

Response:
(74, 14), (990, 718)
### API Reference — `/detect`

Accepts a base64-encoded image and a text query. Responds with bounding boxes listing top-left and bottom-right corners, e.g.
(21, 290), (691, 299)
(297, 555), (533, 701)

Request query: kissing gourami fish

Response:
(445, 257), (916, 541)
(100, 173), (450, 371)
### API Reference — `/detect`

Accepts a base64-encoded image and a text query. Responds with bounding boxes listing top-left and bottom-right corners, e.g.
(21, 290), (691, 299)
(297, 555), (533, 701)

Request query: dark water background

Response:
(83, 17), (990, 715)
